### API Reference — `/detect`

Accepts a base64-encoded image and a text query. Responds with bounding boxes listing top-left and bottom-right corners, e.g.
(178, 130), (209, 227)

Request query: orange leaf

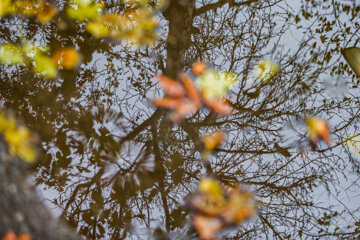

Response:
(306, 117), (331, 147)
(170, 101), (200, 123)
(192, 61), (207, 76)
(2, 231), (31, 240)
(52, 47), (80, 70)
(181, 74), (201, 107)
(204, 98), (233, 115)
(151, 97), (182, 109)
(157, 75), (185, 97)
(193, 215), (223, 240)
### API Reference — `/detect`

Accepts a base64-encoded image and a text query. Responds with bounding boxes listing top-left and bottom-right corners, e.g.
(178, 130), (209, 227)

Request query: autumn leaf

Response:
(53, 47), (80, 70)
(0, 0), (11, 17)
(33, 54), (57, 78)
(157, 75), (186, 97)
(252, 59), (279, 82)
(306, 117), (331, 147)
(193, 215), (223, 240)
(1, 231), (31, 240)
(37, 1), (57, 23)
(67, 0), (103, 21)
(0, 43), (24, 65)
(198, 70), (237, 100)
(201, 130), (225, 151)
(0, 112), (36, 163)
(192, 61), (207, 76)
(187, 177), (256, 240)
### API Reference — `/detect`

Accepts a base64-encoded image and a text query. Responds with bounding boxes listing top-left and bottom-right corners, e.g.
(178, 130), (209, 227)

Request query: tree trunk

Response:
(0, 139), (80, 240)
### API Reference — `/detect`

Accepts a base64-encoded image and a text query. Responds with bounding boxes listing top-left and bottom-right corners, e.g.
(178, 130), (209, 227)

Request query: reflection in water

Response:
(1, 0), (360, 239)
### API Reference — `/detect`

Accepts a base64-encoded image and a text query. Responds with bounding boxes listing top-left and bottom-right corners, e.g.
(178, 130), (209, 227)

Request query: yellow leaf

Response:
(198, 177), (223, 197)
(12, 0), (37, 16)
(86, 21), (110, 38)
(252, 59), (279, 82)
(33, 54), (57, 78)
(0, 0), (11, 17)
(198, 70), (237, 100)
(0, 43), (24, 65)
(67, 0), (103, 21)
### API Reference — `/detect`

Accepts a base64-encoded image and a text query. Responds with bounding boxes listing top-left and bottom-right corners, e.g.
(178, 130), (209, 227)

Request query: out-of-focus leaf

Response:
(204, 98), (233, 115)
(0, 43), (24, 65)
(0, 112), (36, 163)
(1, 231), (31, 240)
(198, 70), (237, 100)
(192, 61), (207, 76)
(201, 130), (225, 151)
(252, 59), (279, 82)
(198, 177), (224, 197)
(33, 54), (57, 78)
(193, 215), (223, 240)
(53, 47), (80, 70)
(181, 74), (201, 106)
(151, 97), (183, 110)
(22, 41), (48, 59)
(157, 75), (186, 97)
(0, 0), (11, 17)
(67, 0), (103, 21)
(306, 117), (331, 147)
(12, 0), (37, 16)
(343, 135), (360, 159)
(188, 178), (256, 240)
(341, 47), (360, 77)
(86, 21), (110, 38)
(37, 1), (57, 23)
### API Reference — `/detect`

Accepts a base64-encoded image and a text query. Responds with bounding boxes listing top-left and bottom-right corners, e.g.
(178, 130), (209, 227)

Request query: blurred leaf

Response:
(37, 1), (57, 23)
(198, 177), (223, 197)
(1, 231), (31, 240)
(252, 59), (279, 82)
(33, 54), (57, 78)
(306, 117), (331, 147)
(0, 43), (24, 65)
(201, 130), (225, 151)
(67, 0), (103, 21)
(198, 70), (237, 100)
(53, 47), (80, 70)
(0, 0), (11, 17)
(192, 61), (207, 76)
(12, 0), (37, 16)
(0, 112), (36, 162)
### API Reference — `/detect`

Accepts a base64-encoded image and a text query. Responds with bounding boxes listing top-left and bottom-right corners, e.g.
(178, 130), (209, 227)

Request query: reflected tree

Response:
(1, 0), (360, 239)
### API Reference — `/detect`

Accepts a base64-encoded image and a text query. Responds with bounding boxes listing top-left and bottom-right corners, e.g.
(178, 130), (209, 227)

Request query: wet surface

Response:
(1, 0), (360, 239)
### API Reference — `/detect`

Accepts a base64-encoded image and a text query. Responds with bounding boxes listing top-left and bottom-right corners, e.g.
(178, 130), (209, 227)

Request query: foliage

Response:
(0, 112), (36, 162)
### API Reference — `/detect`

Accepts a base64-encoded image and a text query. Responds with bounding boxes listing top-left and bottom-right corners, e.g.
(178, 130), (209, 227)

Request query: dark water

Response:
(1, 0), (360, 239)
